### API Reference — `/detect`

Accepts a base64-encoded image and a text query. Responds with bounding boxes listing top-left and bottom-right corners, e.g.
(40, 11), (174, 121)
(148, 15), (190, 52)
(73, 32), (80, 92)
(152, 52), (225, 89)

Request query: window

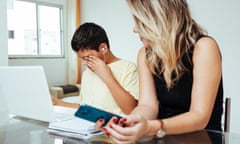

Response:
(7, 0), (63, 58)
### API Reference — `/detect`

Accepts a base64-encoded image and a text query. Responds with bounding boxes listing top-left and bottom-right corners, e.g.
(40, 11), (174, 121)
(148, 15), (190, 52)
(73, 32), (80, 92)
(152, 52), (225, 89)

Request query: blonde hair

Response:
(126, 0), (206, 89)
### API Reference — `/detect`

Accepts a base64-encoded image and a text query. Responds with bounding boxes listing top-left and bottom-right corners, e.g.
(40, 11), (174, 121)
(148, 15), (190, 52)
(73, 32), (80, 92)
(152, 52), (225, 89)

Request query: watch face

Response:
(157, 128), (166, 138)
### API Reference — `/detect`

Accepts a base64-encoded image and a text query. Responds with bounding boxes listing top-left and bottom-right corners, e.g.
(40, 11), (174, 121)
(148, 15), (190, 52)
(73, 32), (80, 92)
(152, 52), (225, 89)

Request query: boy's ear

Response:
(98, 43), (108, 53)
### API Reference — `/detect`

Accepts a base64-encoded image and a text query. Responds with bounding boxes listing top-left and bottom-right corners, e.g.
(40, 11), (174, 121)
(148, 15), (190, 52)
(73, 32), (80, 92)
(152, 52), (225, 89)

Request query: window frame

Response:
(7, 0), (65, 59)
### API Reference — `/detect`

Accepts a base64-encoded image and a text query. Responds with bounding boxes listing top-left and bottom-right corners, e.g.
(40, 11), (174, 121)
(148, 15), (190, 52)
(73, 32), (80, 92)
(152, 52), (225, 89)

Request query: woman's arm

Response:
(131, 47), (159, 119)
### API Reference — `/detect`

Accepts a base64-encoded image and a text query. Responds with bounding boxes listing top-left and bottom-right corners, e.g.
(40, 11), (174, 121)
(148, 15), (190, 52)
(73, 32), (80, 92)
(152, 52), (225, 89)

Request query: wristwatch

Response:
(156, 120), (166, 138)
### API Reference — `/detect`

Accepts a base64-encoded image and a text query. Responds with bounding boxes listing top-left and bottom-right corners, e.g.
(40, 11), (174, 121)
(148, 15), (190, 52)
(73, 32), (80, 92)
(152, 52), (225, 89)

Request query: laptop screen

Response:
(0, 66), (56, 122)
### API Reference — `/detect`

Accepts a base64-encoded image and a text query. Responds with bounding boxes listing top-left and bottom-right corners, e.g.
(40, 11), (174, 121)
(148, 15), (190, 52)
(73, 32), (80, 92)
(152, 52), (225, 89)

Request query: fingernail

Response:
(102, 127), (107, 132)
(106, 132), (110, 137)
(119, 118), (127, 124)
(113, 117), (118, 123)
(99, 118), (104, 123)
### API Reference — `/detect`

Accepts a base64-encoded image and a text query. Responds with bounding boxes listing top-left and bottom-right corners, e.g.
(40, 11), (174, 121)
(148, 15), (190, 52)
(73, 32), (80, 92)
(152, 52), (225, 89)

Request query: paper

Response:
(48, 117), (103, 139)
(47, 129), (103, 140)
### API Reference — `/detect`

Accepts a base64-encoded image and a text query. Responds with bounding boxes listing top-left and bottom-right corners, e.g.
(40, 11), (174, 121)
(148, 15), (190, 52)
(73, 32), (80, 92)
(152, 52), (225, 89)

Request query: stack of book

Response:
(48, 116), (103, 139)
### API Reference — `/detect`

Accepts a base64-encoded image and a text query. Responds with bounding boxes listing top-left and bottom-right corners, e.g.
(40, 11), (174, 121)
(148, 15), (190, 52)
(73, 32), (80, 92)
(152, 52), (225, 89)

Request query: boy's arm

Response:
(51, 96), (80, 108)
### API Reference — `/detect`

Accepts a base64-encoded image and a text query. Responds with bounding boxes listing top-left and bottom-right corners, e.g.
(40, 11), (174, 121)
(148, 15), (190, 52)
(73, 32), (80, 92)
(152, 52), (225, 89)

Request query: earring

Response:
(101, 48), (106, 62)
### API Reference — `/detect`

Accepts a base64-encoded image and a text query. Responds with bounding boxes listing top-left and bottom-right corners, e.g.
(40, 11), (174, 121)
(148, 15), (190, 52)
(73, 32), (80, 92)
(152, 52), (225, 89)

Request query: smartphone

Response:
(74, 104), (122, 126)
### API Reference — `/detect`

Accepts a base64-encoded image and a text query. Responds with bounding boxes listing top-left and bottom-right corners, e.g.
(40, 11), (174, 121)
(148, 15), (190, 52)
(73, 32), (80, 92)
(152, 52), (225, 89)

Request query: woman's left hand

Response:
(102, 114), (149, 144)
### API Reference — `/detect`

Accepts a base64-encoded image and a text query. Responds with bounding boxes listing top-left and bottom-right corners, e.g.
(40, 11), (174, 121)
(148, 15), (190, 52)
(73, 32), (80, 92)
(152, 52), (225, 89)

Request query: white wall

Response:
(81, 0), (141, 63)
(81, 0), (240, 133)
(9, 59), (67, 87)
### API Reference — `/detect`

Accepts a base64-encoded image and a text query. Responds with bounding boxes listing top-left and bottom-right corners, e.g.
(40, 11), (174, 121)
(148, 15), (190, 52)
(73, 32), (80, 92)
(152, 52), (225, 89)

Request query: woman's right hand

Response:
(102, 114), (149, 144)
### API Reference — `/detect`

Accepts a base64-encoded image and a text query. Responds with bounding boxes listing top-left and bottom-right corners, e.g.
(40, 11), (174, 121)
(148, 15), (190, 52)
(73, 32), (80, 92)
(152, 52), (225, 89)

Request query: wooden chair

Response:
(224, 97), (231, 132)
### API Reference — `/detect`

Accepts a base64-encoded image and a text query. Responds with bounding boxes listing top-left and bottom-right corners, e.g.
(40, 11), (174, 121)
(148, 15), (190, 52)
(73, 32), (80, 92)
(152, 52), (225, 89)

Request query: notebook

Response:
(0, 66), (76, 122)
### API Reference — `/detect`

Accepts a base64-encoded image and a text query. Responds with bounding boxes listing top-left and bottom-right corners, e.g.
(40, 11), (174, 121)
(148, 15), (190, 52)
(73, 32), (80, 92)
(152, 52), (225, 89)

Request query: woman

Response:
(100, 0), (223, 143)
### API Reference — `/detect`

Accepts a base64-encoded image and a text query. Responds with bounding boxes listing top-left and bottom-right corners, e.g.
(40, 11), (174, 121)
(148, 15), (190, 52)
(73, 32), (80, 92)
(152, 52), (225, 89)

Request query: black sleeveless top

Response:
(154, 38), (223, 131)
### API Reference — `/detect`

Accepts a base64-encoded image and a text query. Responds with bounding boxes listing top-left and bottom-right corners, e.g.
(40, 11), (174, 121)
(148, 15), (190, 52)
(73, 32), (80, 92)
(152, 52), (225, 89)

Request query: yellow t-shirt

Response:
(79, 60), (139, 115)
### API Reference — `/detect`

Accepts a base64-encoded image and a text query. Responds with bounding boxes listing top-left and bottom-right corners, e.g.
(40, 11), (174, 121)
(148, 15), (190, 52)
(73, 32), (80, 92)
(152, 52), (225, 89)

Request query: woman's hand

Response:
(102, 114), (149, 144)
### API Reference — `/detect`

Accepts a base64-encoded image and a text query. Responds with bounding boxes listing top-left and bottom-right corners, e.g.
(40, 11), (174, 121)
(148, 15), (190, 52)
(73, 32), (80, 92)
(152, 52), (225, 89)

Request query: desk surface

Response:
(1, 116), (240, 144)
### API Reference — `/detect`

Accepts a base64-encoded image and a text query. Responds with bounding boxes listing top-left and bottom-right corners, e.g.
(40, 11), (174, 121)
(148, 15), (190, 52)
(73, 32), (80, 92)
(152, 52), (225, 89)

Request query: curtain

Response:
(67, 0), (81, 84)
(76, 0), (81, 84)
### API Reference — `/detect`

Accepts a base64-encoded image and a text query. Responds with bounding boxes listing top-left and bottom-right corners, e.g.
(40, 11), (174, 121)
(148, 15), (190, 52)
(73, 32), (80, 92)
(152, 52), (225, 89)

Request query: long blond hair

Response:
(126, 0), (206, 89)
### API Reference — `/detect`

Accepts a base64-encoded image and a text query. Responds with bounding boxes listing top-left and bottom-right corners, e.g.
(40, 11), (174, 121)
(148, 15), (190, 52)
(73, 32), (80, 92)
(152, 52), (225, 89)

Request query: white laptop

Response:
(0, 66), (77, 122)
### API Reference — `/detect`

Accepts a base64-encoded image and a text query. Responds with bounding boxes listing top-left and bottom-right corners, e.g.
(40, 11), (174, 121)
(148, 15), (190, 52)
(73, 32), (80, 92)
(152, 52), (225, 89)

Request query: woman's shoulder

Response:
(195, 36), (219, 50)
(194, 36), (220, 55)
(138, 47), (146, 57)
(193, 36), (222, 62)
(137, 47), (147, 63)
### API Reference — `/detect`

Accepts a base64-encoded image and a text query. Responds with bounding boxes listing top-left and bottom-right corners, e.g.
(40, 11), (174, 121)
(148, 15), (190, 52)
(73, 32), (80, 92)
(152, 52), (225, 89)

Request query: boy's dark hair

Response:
(71, 22), (110, 52)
